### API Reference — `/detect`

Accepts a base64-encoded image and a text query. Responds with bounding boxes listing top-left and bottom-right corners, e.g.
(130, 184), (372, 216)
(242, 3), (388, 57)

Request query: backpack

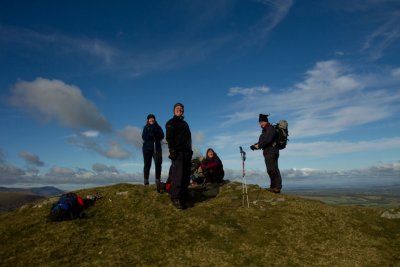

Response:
(274, 120), (289, 150)
(48, 192), (85, 221)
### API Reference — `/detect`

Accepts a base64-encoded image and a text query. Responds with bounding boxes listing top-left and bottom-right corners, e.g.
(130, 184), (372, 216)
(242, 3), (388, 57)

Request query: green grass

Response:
(1, 182), (399, 266)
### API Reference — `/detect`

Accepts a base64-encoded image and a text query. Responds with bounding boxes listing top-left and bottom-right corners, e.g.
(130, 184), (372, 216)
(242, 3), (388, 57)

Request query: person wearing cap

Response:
(165, 102), (193, 209)
(142, 114), (165, 187)
(250, 114), (282, 193)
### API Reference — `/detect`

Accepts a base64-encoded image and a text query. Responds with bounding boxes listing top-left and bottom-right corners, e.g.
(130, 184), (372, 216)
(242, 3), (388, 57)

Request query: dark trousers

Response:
(143, 150), (162, 181)
(263, 150), (282, 189)
(204, 169), (224, 183)
(170, 151), (192, 201)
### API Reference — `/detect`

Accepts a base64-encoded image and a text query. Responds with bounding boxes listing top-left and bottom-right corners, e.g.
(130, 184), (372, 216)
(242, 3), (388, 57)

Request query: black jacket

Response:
(142, 122), (164, 152)
(165, 115), (192, 153)
(258, 123), (279, 153)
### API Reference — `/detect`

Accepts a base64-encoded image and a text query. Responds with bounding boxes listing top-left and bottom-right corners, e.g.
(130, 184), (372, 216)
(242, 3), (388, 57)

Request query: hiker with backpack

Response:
(48, 192), (102, 221)
(250, 114), (282, 193)
(142, 114), (165, 188)
(200, 148), (224, 184)
(166, 102), (193, 209)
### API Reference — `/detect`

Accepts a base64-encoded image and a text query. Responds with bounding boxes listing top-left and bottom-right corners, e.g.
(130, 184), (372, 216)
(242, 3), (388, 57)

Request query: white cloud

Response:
(391, 68), (400, 78)
(228, 86), (270, 97)
(46, 166), (76, 177)
(92, 163), (119, 174)
(18, 151), (44, 167)
(106, 141), (130, 159)
(67, 135), (130, 160)
(9, 78), (111, 132)
(286, 137), (400, 157)
(224, 60), (400, 138)
(119, 126), (143, 149)
(221, 112), (257, 127)
(81, 131), (100, 138)
(0, 154), (398, 188)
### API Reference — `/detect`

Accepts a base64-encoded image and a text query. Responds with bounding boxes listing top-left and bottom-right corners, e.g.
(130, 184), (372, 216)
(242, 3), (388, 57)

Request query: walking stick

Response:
(239, 146), (249, 208)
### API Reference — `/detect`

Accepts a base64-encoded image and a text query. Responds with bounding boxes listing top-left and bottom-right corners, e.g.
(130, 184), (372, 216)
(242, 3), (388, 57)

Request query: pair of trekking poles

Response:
(240, 146), (250, 208)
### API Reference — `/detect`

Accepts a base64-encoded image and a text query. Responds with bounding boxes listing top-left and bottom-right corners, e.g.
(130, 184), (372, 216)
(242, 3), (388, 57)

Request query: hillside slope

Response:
(1, 182), (399, 266)
(0, 192), (45, 212)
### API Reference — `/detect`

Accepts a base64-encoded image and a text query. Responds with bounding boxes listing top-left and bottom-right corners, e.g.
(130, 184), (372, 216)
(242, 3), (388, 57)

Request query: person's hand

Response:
(168, 151), (177, 161)
(250, 145), (257, 151)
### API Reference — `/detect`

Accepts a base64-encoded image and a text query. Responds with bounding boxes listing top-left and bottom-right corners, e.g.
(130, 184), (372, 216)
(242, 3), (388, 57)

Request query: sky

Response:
(0, 0), (399, 191)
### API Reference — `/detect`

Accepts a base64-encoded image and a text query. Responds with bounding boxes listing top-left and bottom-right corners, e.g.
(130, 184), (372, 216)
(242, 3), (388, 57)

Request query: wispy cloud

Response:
(362, 12), (400, 60)
(225, 60), (400, 138)
(228, 86), (270, 97)
(391, 68), (400, 78)
(287, 137), (400, 157)
(0, 25), (117, 65)
(8, 77), (111, 132)
(0, 0), (293, 78)
(220, 112), (257, 127)
(241, 0), (293, 47)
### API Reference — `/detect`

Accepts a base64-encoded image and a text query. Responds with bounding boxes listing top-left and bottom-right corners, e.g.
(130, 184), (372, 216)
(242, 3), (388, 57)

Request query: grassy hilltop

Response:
(1, 182), (399, 266)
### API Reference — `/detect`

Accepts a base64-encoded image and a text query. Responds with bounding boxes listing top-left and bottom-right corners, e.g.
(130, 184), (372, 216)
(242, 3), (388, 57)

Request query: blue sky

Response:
(1, 0), (399, 190)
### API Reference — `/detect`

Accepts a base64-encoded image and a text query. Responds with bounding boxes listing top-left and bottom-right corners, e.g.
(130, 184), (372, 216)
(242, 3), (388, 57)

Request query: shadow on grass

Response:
(188, 181), (229, 204)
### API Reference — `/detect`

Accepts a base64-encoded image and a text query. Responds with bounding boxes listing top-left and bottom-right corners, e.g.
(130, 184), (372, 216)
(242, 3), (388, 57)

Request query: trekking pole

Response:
(239, 146), (249, 208)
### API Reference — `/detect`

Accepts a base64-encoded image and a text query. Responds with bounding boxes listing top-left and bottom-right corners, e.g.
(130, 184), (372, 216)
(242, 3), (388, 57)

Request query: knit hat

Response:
(259, 114), (269, 122)
(173, 102), (184, 111)
(147, 114), (156, 120)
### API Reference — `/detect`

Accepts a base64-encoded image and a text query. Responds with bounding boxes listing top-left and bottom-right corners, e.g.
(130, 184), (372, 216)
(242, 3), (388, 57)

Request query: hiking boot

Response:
(144, 179), (149, 186)
(171, 199), (186, 209)
(267, 188), (281, 194)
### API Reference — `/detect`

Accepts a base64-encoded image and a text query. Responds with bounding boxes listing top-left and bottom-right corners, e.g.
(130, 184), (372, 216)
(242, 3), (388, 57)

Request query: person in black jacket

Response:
(201, 148), (224, 183)
(250, 114), (282, 193)
(165, 103), (193, 209)
(142, 114), (164, 187)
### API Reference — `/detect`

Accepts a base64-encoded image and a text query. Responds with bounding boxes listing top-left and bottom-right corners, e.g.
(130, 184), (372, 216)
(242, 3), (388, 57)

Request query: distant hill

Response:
(1, 182), (399, 266)
(0, 192), (45, 212)
(0, 186), (64, 212)
(0, 186), (64, 197)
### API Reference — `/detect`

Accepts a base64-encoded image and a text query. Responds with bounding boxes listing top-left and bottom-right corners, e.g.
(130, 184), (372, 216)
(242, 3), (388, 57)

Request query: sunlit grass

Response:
(1, 182), (399, 266)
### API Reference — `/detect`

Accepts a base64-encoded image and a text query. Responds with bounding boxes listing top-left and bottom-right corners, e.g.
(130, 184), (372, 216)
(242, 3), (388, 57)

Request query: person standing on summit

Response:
(142, 114), (164, 188)
(165, 103), (193, 209)
(250, 114), (282, 193)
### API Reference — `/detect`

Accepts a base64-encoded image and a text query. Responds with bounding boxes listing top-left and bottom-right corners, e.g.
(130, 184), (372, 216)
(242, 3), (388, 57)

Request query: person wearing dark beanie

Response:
(165, 102), (193, 209)
(250, 113), (282, 193)
(142, 114), (164, 187)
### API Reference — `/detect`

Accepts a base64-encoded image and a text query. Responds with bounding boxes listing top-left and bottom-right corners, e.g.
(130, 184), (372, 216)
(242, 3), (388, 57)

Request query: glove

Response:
(168, 151), (177, 161)
(250, 145), (256, 151)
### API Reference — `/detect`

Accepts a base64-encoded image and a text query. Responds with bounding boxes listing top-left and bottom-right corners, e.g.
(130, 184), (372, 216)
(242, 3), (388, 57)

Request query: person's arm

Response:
(257, 126), (275, 149)
(166, 120), (177, 160)
(155, 124), (165, 141)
